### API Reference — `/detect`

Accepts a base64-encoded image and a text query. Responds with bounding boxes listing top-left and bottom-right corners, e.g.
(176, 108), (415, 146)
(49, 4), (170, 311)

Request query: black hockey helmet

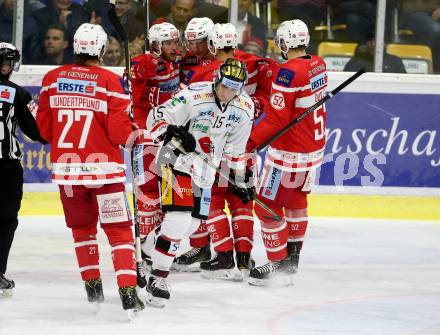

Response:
(217, 58), (247, 91)
(0, 42), (21, 73)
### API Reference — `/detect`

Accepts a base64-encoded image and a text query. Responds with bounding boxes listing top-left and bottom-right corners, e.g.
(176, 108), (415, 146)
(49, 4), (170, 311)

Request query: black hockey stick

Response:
(108, 4), (147, 287)
(108, 4), (133, 119)
(255, 68), (365, 151)
(143, 0), (150, 51)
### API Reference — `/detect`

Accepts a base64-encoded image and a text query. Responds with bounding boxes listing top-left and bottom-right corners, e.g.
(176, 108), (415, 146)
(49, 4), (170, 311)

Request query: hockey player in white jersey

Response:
(144, 58), (255, 307)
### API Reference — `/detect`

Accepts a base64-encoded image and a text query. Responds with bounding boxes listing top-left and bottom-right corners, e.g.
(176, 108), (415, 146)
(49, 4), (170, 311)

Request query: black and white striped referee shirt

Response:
(0, 79), (43, 160)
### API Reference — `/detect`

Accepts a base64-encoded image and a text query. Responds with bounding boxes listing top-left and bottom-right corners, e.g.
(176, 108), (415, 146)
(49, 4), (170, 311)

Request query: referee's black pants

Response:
(0, 159), (23, 274)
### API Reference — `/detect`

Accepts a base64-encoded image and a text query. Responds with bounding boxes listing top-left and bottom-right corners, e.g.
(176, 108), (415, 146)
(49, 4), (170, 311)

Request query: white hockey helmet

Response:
(184, 17), (214, 41)
(207, 23), (238, 55)
(149, 22), (180, 56)
(73, 23), (108, 57)
(276, 19), (310, 55)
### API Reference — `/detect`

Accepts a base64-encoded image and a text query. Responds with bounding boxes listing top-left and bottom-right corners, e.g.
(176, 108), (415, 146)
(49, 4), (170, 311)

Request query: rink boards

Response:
(11, 67), (440, 219)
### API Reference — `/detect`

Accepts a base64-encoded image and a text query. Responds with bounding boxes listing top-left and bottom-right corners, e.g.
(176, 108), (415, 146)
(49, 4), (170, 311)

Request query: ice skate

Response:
(0, 274), (15, 298)
(200, 251), (235, 280)
(136, 250), (152, 288)
(234, 252), (255, 281)
(119, 286), (145, 320)
(146, 275), (170, 308)
(171, 246), (211, 272)
(84, 278), (104, 312)
(248, 256), (297, 287)
(286, 241), (301, 275)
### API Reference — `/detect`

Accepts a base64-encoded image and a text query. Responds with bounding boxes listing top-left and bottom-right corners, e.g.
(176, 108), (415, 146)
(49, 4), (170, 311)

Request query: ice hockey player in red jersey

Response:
(247, 20), (328, 287)
(129, 23), (181, 268)
(180, 17), (215, 86)
(36, 23), (144, 314)
(180, 23), (238, 87)
(235, 49), (279, 113)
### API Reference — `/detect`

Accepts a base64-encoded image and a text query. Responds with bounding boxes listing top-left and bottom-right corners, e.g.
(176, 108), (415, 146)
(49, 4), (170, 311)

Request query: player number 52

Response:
(58, 109), (93, 149)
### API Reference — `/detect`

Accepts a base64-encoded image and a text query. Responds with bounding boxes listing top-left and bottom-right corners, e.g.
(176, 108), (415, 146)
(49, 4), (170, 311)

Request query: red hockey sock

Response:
(103, 225), (136, 288)
(137, 190), (163, 239)
(189, 220), (210, 248)
(285, 208), (308, 244)
(231, 209), (254, 253)
(72, 226), (100, 281)
(255, 199), (288, 261)
(206, 211), (233, 252)
(260, 219), (289, 261)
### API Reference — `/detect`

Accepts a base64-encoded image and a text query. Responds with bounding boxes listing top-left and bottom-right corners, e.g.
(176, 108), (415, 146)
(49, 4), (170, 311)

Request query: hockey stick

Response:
(166, 70), (365, 222)
(170, 139), (282, 222)
(108, 4), (147, 287)
(143, 0), (150, 51)
(255, 68), (366, 151)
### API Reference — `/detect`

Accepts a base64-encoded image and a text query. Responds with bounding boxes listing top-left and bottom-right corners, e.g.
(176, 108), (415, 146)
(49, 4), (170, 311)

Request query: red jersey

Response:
(131, 53), (180, 127)
(181, 57), (220, 86)
(37, 64), (132, 184)
(235, 50), (260, 95)
(250, 55), (327, 171)
(180, 52), (215, 86)
(180, 52), (270, 98)
(235, 50), (279, 103)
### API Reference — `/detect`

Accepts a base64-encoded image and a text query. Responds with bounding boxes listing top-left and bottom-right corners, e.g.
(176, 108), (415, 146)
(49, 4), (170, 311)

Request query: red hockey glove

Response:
(251, 96), (263, 119)
(146, 86), (160, 110)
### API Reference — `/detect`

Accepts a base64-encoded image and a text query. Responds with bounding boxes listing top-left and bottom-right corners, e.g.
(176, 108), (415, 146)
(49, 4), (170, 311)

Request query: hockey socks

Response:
(231, 209), (254, 253)
(260, 218), (289, 261)
(72, 227), (101, 282)
(104, 226), (137, 288)
(285, 208), (308, 245)
(189, 220), (209, 248)
(206, 212), (233, 252)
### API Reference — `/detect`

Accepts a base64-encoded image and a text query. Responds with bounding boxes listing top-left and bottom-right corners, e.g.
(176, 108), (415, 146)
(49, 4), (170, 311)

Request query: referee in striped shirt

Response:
(0, 42), (46, 297)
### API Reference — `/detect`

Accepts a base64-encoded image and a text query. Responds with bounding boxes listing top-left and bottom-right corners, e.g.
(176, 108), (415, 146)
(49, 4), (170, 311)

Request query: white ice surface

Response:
(1, 217), (440, 335)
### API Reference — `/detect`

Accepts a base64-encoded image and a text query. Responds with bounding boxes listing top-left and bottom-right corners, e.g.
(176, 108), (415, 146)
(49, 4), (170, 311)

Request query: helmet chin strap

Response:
(152, 42), (162, 57)
(208, 44), (217, 56)
(278, 38), (289, 60)
(99, 47), (106, 63)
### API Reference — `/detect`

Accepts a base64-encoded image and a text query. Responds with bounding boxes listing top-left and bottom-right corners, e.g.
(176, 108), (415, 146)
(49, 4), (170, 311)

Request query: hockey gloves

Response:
(230, 169), (257, 204)
(146, 86), (160, 109)
(251, 96), (264, 119)
(164, 125), (197, 153)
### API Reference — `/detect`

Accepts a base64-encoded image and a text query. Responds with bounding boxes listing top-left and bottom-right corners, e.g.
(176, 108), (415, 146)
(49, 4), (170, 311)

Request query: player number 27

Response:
(58, 109), (93, 149)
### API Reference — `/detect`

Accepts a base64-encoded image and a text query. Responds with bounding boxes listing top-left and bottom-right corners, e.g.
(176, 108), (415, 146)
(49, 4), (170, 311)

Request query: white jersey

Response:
(147, 81), (254, 187)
